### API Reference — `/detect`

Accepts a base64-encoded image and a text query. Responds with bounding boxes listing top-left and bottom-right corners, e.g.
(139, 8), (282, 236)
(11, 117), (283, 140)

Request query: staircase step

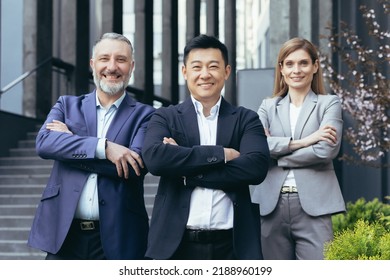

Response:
(0, 184), (45, 195)
(17, 140), (36, 149)
(0, 157), (52, 166)
(0, 205), (38, 215)
(26, 132), (38, 140)
(9, 148), (38, 157)
(0, 129), (159, 260)
(0, 195), (41, 205)
(0, 227), (31, 240)
(144, 174), (160, 184)
(0, 165), (53, 175)
(0, 238), (45, 260)
(144, 194), (155, 205)
(0, 174), (49, 185)
(0, 216), (34, 227)
(0, 252), (45, 260)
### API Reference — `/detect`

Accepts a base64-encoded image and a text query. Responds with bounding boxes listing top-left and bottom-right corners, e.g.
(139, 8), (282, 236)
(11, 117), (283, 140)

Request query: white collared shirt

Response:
(74, 92), (126, 220)
(283, 102), (301, 187)
(186, 96), (234, 230)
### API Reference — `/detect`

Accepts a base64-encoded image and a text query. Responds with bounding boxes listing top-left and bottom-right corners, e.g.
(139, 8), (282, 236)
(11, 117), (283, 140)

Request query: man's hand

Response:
(163, 137), (178, 145)
(224, 148), (240, 162)
(163, 136), (240, 163)
(46, 120), (73, 134)
(105, 141), (144, 178)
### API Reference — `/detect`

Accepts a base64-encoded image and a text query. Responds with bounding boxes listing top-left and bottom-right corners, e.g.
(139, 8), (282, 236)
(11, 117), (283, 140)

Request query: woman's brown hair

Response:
(273, 37), (326, 97)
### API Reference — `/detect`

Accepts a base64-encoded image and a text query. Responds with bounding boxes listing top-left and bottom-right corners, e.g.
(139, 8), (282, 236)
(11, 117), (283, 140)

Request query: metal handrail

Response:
(1, 57), (172, 109)
(0, 57), (74, 95)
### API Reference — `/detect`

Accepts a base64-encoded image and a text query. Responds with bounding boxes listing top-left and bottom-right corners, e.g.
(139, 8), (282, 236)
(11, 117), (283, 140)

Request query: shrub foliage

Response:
(325, 197), (390, 260)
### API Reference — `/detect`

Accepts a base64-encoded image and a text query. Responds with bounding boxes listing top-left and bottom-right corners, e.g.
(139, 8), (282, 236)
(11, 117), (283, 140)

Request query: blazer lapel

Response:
(177, 98), (201, 146)
(82, 91), (98, 137)
(294, 90), (317, 140)
(216, 98), (236, 147)
(276, 95), (292, 138)
(105, 93), (136, 141)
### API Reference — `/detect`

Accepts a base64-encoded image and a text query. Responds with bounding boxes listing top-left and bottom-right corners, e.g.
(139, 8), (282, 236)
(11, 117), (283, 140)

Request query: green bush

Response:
(332, 197), (390, 233)
(324, 219), (390, 260)
(324, 197), (390, 260)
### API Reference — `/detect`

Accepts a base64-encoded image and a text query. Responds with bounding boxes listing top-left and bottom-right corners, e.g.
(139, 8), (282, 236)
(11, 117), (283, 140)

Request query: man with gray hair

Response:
(28, 32), (155, 259)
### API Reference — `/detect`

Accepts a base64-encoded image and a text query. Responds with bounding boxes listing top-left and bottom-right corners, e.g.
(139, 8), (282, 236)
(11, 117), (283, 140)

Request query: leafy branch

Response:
(320, 0), (390, 165)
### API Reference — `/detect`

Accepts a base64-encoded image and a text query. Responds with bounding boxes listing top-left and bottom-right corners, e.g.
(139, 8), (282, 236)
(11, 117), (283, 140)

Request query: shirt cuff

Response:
(95, 138), (107, 159)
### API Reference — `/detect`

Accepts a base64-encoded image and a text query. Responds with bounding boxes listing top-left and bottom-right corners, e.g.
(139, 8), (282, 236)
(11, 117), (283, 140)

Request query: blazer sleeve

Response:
(277, 95), (343, 168)
(258, 98), (293, 159)
(142, 107), (227, 177)
(142, 107), (270, 190)
(36, 96), (99, 161)
(36, 96), (154, 179)
(186, 110), (270, 190)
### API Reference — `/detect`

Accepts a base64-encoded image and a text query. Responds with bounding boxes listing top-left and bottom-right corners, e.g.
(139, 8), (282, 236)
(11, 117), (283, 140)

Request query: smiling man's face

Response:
(182, 48), (231, 105)
(91, 38), (134, 96)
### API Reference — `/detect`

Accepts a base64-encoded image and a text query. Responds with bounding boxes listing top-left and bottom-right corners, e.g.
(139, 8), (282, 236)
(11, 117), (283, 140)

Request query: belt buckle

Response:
(187, 230), (209, 243)
(80, 221), (95, 230)
(190, 230), (202, 242)
(281, 186), (297, 193)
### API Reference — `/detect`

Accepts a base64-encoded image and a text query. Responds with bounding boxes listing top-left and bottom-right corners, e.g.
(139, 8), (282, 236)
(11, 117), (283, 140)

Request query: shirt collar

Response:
(191, 95), (222, 118)
(96, 92), (126, 109)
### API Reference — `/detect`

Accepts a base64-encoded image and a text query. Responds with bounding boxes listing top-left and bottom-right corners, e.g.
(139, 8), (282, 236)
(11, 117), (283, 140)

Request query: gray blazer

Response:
(252, 91), (346, 216)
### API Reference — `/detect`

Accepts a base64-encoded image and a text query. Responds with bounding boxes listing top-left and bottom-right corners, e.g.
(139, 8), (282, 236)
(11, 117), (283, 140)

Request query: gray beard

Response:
(93, 72), (130, 96)
(98, 79), (126, 96)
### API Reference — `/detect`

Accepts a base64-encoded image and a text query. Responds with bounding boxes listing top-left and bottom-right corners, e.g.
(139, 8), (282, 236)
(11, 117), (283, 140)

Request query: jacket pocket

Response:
(41, 184), (60, 201)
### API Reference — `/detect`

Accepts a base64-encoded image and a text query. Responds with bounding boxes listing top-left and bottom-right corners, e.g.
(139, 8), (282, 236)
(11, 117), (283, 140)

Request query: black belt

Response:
(72, 219), (100, 231)
(184, 229), (233, 243)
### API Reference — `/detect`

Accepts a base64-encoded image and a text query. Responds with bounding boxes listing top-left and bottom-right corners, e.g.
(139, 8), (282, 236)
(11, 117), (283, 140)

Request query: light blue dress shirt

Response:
(74, 92), (126, 220)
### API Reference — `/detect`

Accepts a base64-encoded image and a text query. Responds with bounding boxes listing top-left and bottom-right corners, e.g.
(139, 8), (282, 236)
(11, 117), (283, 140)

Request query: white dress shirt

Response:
(186, 96), (234, 230)
(283, 102), (301, 187)
(74, 92), (126, 220)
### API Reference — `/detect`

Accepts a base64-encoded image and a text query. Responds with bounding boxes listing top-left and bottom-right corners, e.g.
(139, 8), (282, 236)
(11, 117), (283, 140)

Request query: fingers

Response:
(126, 155), (141, 177)
(224, 148), (240, 162)
(163, 137), (178, 145)
(46, 120), (72, 134)
(115, 156), (140, 179)
(106, 141), (143, 178)
(115, 162), (124, 178)
(130, 150), (144, 169)
(322, 125), (337, 144)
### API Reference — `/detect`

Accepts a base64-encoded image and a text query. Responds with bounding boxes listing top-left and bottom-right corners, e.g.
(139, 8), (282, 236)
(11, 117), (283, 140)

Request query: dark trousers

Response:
(46, 219), (106, 260)
(170, 229), (236, 260)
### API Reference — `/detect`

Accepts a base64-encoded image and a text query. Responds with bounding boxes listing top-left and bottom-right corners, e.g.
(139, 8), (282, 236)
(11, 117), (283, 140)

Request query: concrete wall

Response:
(0, 111), (42, 157)
(0, 0), (24, 115)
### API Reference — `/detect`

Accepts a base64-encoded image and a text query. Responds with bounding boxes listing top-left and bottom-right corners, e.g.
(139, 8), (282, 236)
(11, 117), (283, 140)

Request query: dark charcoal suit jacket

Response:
(142, 97), (270, 259)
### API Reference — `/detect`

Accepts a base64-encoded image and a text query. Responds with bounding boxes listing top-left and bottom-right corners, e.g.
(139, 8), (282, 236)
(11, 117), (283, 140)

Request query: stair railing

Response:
(0, 57), (172, 111)
(0, 57), (74, 110)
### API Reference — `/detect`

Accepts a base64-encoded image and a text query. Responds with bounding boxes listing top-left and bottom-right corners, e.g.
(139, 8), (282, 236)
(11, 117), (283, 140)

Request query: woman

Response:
(252, 38), (346, 259)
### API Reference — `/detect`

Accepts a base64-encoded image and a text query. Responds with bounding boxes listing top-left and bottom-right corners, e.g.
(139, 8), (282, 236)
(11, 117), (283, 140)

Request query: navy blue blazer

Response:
(142, 97), (270, 259)
(28, 91), (155, 259)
